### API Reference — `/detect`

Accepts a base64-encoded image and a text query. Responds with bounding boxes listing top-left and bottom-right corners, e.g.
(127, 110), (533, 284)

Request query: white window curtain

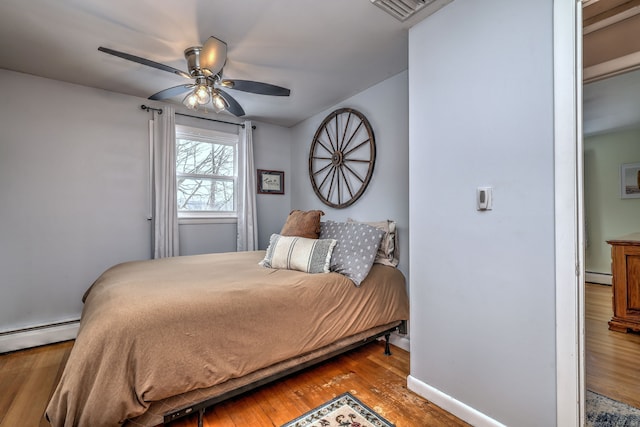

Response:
(237, 120), (258, 251)
(152, 105), (179, 258)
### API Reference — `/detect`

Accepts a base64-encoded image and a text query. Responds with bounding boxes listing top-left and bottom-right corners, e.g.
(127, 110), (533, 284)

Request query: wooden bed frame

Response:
(128, 320), (407, 427)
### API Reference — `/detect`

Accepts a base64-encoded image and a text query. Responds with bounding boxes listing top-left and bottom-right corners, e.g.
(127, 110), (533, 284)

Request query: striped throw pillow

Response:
(261, 234), (337, 274)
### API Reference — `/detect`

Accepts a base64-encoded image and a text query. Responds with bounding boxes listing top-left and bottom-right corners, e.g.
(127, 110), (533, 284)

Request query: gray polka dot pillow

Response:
(319, 221), (385, 286)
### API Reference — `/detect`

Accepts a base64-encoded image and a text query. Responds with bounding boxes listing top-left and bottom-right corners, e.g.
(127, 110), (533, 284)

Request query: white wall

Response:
(0, 69), (292, 342)
(408, 1), (556, 426)
(290, 71), (410, 279)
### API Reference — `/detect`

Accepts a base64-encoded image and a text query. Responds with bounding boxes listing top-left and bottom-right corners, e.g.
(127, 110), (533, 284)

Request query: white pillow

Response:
(261, 234), (337, 274)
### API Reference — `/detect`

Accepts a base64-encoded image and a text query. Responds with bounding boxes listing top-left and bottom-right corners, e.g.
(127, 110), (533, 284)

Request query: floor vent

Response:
(371, 0), (436, 22)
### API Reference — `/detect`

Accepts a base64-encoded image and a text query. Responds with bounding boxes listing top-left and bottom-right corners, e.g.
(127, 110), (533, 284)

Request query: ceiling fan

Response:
(98, 36), (291, 116)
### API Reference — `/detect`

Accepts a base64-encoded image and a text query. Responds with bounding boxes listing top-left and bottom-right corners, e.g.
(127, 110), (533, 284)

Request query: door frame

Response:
(554, 1), (585, 426)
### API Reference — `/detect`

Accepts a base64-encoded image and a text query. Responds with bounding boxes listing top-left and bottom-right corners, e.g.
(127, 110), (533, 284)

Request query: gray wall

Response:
(584, 128), (640, 274)
(0, 69), (151, 331)
(408, 0), (556, 425)
(0, 69), (291, 333)
(254, 122), (293, 249)
(290, 71), (410, 280)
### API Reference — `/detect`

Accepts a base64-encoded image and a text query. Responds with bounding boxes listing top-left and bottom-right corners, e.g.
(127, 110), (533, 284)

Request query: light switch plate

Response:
(477, 187), (493, 211)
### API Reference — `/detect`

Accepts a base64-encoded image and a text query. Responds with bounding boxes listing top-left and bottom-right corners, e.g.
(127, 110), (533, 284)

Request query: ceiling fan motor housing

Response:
(184, 46), (205, 77)
(184, 37), (228, 78)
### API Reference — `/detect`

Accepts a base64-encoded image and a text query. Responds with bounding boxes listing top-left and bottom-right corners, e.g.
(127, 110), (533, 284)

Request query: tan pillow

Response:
(280, 210), (325, 239)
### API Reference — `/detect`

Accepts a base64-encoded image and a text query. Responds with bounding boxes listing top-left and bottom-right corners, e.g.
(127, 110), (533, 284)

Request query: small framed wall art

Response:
(257, 169), (285, 195)
(620, 162), (640, 199)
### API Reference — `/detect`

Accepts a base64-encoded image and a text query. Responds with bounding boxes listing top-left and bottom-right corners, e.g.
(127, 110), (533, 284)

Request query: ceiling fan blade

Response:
(98, 46), (191, 79)
(220, 79), (291, 96)
(217, 89), (245, 117)
(200, 37), (227, 76)
(148, 84), (194, 100)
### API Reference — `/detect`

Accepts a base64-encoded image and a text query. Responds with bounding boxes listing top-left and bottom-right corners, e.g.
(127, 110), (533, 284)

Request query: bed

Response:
(45, 248), (409, 427)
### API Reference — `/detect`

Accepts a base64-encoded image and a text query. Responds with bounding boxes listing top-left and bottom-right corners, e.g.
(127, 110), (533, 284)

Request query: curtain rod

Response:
(140, 105), (255, 129)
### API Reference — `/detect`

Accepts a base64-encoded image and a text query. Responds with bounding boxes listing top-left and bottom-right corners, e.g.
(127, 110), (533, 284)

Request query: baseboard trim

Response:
(407, 375), (507, 427)
(0, 320), (79, 354)
(389, 333), (410, 352)
(585, 272), (612, 285)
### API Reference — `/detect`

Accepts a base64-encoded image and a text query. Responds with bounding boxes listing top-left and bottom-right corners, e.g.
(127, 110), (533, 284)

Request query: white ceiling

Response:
(0, 0), (430, 127)
(584, 68), (640, 136)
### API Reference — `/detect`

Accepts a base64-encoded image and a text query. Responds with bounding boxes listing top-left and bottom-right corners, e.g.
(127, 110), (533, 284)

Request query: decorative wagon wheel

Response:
(308, 108), (376, 208)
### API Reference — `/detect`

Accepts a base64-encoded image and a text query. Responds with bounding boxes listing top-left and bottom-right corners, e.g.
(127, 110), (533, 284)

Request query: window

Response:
(175, 125), (239, 219)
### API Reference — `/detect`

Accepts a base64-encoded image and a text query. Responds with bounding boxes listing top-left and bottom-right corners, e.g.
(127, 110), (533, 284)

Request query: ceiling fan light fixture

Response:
(200, 37), (228, 77)
(183, 92), (199, 110)
(194, 84), (211, 105)
(212, 91), (228, 113)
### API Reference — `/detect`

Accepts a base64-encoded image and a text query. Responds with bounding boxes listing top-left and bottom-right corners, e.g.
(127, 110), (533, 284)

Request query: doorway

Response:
(582, 0), (640, 418)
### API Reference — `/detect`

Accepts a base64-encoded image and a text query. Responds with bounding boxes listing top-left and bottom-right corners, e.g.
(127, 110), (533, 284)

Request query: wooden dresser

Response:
(607, 233), (640, 333)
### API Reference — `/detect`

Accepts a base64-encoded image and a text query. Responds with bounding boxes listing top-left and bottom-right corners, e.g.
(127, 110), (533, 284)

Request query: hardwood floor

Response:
(0, 340), (469, 427)
(4, 286), (639, 426)
(0, 340), (72, 427)
(586, 282), (640, 408)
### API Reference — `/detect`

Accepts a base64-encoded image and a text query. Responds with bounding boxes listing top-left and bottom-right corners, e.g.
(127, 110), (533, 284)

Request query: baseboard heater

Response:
(585, 271), (612, 285)
(0, 319), (79, 354)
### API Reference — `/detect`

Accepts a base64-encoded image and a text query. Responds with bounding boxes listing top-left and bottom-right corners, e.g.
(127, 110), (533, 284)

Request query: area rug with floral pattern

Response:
(586, 390), (640, 427)
(281, 392), (394, 427)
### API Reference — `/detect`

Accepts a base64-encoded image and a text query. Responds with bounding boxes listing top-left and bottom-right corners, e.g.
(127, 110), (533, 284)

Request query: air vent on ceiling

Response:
(370, 0), (436, 22)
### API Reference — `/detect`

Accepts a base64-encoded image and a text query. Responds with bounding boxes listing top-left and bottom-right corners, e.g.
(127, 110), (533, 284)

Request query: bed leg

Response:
(384, 333), (392, 356)
(398, 320), (408, 335)
(198, 408), (204, 427)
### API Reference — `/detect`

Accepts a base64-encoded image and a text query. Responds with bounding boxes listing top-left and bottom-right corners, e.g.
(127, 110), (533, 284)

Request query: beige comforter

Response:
(46, 251), (409, 427)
